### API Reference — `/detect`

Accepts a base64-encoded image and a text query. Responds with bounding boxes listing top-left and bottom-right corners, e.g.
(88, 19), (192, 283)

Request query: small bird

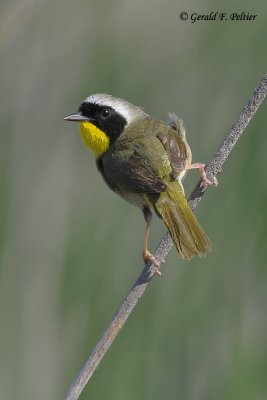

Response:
(65, 94), (212, 274)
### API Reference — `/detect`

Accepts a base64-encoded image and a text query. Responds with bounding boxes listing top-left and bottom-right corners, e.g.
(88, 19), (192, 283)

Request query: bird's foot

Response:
(143, 250), (164, 276)
(188, 163), (218, 187)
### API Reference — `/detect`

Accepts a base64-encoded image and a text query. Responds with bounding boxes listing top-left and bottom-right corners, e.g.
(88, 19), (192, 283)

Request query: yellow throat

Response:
(80, 121), (110, 157)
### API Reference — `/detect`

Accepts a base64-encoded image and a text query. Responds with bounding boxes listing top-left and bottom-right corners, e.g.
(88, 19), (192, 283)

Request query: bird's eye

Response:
(100, 108), (112, 119)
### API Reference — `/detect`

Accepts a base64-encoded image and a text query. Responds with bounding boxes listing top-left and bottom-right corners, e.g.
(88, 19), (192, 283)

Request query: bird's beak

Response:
(64, 113), (89, 122)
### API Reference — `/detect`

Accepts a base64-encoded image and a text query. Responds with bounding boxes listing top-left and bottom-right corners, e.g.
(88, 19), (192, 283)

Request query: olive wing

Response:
(99, 146), (167, 194)
(157, 116), (191, 179)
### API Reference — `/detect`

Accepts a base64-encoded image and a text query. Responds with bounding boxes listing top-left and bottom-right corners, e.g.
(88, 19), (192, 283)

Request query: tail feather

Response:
(154, 182), (211, 259)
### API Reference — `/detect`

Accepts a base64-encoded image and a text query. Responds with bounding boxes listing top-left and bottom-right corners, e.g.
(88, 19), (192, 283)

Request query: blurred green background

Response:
(1, 0), (267, 399)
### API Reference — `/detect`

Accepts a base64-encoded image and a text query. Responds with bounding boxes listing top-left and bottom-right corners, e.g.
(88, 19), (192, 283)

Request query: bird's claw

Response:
(143, 250), (163, 276)
(198, 164), (218, 187)
(187, 162), (218, 188)
(200, 174), (218, 187)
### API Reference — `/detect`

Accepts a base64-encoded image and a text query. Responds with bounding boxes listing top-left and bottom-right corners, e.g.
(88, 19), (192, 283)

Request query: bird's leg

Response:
(187, 163), (218, 186)
(142, 207), (162, 276)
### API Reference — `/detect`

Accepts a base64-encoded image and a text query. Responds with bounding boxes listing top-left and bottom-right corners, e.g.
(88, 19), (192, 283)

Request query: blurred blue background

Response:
(0, 1), (267, 399)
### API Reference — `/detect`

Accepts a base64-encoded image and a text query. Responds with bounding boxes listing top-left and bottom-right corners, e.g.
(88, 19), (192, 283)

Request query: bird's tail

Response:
(154, 181), (211, 259)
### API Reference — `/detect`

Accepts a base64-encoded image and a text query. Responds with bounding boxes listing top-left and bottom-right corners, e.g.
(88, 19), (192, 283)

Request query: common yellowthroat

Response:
(65, 94), (212, 273)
